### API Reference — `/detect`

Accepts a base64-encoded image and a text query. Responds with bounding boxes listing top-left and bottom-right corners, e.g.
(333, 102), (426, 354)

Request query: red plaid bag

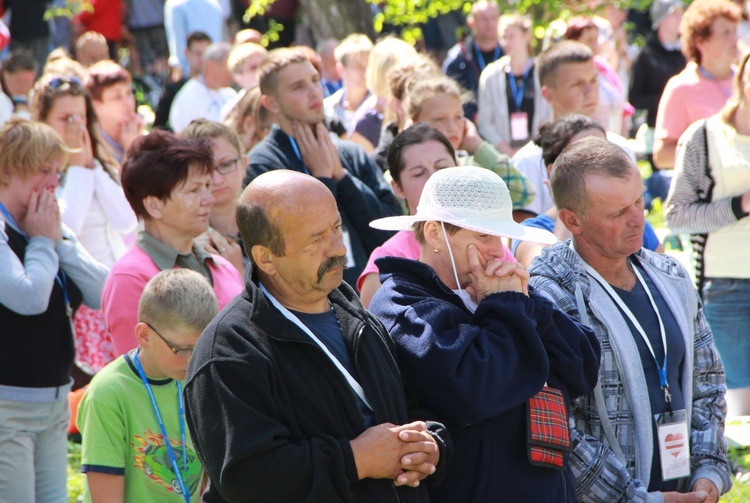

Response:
(527, 386), (571, 470)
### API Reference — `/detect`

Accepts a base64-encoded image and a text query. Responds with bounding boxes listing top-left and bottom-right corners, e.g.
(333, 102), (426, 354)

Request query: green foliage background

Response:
(244, 0), (670, 46)
(374, 0), (659, 45)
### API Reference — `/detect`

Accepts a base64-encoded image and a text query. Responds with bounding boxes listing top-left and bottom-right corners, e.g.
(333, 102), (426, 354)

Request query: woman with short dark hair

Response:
(102, 130), (243, 357)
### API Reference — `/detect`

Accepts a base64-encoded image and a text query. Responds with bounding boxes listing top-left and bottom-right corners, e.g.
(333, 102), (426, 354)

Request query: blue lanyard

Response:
(474, 42), (500, 72)
(507, 63), (532, 112)
(133, 351), (190, 503)
(287, 136), (310, 175)
(697, 66), (733, 98)
(0, 201), (72, 315)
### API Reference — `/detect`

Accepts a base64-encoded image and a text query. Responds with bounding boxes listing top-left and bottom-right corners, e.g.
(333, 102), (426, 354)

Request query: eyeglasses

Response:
(142, 321), (194, 356)
(48, 76), (83, 90)
(214, 157), (241, 175)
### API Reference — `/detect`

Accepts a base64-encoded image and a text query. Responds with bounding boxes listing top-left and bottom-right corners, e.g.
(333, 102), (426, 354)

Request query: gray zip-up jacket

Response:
(528, 241), (730, 503)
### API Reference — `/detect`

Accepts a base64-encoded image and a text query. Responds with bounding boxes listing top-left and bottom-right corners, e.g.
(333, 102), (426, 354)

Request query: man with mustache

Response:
(183, 170), (450, 503)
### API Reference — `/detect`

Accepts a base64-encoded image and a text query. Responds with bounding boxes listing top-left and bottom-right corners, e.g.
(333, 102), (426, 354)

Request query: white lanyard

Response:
(258, 282), (373, 411)
(581, 257), (671, 406)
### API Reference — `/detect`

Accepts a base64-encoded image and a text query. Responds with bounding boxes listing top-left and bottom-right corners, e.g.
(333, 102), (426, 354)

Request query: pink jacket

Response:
(102, 244), (243, 356)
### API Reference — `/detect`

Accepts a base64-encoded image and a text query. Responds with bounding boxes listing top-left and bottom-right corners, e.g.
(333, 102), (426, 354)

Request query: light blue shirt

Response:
(164, 0), (223, 74)
(126, 0), (165, 29)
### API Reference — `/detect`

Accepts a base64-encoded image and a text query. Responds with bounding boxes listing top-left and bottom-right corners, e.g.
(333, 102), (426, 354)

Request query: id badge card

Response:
(341, 226), (356, 268)
(654, 409), (690, 481)
(510, 112), (529, 142)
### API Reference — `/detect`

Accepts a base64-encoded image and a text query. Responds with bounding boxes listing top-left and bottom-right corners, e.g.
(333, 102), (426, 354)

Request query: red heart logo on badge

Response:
(665, 433), (684, 458)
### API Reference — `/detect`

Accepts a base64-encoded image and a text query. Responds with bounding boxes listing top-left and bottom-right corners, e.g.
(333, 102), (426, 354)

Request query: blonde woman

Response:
(224, 86), (274, 155)
(478, 14), (552, 157)
(408, 75), (535, 210)
(350, 36), (417, 152)
(182, 119), (247, 273)
(31, 73), (137, 370)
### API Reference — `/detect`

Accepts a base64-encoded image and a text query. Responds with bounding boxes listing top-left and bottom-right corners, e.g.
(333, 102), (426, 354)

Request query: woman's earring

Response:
(434, 248), (439, 254)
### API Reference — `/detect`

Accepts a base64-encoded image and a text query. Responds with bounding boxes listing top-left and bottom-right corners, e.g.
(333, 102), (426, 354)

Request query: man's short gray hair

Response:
(550, 136), (635, 216)
(203, 42), (233, 64)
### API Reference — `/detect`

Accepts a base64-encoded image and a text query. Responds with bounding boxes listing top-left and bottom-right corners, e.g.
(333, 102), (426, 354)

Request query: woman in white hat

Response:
(356, 123), (517, 308)
(368, 166), (601, 503)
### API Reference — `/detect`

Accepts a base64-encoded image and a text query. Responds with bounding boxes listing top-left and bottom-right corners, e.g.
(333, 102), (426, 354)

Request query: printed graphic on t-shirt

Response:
(132, 429), (202, 496)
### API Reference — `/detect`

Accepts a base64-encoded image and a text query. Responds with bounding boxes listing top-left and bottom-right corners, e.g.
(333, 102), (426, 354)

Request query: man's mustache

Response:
(317, 255), (348, 282)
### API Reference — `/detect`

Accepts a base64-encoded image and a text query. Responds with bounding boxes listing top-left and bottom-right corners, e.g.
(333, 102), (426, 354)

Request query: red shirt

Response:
(76, 0), (123, 42)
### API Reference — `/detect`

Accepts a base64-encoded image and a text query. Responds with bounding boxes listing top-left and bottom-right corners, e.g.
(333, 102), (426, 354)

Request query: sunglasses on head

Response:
(48, 76), (83, 90)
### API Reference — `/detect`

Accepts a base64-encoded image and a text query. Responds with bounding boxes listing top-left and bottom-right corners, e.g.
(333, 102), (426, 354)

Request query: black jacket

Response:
(442, 34), (504, 120)
(244, 126), (400, 286)
(629, 33), (686, 127)
(184, 267), (450, 502)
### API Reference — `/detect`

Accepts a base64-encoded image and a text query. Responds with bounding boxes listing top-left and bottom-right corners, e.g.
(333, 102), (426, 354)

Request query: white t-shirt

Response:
(169, 77), (237, 133)
(0, 91), (12, 127)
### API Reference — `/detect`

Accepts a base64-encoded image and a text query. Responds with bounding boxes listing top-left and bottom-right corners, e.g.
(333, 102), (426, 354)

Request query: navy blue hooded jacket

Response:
(370, 257), (601, 503)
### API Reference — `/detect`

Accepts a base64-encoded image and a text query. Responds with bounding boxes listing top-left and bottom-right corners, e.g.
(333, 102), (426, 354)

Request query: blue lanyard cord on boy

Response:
(133, 350), (191, 503)
(0, 201), (72, 317)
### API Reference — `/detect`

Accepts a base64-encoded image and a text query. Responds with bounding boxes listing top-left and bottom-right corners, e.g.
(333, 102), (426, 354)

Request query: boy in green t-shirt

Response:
(77, 269), (218, 503)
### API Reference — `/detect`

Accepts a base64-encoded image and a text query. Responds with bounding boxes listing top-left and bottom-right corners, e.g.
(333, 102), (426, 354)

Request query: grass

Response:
(68, 440), (84, 503)
(724, 446), (750, 501)
(65, 437), (750, 501)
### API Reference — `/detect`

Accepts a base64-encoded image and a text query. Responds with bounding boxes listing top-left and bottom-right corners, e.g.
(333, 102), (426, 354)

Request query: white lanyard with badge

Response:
(507, 62), (531, 143)
(288, 136), (356, 268)
(582, 258), (690, 482)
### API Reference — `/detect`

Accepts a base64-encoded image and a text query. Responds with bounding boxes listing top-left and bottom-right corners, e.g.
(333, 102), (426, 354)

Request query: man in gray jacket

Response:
(528, 137), (730, 503)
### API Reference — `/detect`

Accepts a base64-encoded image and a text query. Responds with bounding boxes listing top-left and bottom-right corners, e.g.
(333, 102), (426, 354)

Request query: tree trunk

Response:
(299, 0), (376, 41)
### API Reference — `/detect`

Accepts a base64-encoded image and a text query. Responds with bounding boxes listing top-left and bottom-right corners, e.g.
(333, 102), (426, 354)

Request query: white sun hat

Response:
(370, 166), (556, 245)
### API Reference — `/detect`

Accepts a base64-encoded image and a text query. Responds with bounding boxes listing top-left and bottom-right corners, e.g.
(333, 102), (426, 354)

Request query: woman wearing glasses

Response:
(0, 119), (108, 502)
(181, 119), (247, 273)
(102, 130), (243, 358)
(31, 73), (138, 371)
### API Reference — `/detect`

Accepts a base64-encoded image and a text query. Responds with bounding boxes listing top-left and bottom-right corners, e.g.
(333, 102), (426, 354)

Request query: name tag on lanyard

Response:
(510, 112), (529, 142)
(580, 251), (691, 483)
(655, 409), (690, 480)
(507, 65), (531, 142)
